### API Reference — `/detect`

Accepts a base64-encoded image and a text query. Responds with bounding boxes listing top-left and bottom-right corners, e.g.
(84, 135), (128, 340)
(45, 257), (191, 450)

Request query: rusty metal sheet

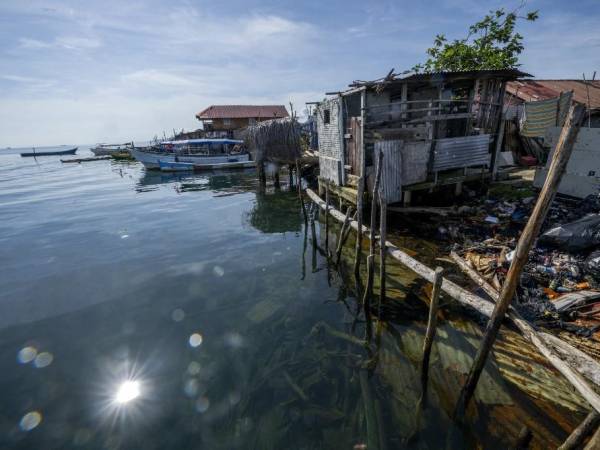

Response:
(375, 140), (430, 204)
(433, 134), (491, 171)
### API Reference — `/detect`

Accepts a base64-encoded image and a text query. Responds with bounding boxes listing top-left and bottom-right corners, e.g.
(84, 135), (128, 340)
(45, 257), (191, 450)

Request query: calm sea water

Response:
(0, 148), (588, 449)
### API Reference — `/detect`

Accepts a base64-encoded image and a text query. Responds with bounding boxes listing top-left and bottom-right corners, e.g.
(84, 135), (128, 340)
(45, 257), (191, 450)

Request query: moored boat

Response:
(91, 142), (133, 156)
(158, 159), (256, 172)
(131, 139), (250, 170)
(21, 146), (78, 157)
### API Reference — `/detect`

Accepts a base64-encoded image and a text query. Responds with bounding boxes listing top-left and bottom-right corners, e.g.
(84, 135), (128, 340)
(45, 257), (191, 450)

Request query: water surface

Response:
(0, 149), (588, 449)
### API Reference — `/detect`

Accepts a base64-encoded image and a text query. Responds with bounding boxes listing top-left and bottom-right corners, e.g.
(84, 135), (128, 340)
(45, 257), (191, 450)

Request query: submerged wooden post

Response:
(454, 104), (586, 419)
(335, 207), (354, 265)
(420, 267), (443, 405)
(295, 160), (308, 227)
(559, 411), (600, 450)
(325, 184), (330, 257)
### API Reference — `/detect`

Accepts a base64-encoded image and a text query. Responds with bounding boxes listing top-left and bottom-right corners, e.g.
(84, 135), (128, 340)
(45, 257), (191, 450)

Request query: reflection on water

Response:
(0, 149), (588, 449)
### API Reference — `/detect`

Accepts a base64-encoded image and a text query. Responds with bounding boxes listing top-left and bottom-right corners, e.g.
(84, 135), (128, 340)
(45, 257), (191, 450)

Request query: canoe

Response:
(21, 147), (78, 157)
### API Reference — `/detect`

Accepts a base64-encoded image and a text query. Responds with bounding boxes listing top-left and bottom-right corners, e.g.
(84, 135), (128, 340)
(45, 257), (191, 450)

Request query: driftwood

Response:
(558, 411), (600, 450)
(305, 186), (600, 414)
(455, 104), (586, 417)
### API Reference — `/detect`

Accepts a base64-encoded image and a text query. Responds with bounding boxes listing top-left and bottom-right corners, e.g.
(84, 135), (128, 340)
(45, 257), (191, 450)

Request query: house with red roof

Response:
(195, 105), (289, 135)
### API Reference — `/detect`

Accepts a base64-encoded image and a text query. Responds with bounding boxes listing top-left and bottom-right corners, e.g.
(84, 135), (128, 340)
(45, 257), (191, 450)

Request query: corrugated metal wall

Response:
(375, 140), (430, 204)
(319, 155), (342, 185)
(433, 134), (491, 171)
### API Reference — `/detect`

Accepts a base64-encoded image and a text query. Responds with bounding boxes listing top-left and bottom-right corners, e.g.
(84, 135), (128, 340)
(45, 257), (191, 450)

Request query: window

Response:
(324, 109), (331, 124)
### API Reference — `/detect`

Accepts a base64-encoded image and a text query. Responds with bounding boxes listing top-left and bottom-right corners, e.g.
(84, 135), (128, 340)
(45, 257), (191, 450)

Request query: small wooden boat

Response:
(21, 146), (78, 157)
(111, 151), (135, 161)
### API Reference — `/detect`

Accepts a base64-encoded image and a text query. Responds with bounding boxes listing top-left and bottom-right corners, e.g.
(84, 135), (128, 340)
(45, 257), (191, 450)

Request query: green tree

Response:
(413, 5), (538, 72)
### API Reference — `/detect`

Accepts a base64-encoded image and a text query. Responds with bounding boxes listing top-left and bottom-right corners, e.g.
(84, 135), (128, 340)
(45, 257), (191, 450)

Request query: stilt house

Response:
(316, 69), (529, 205)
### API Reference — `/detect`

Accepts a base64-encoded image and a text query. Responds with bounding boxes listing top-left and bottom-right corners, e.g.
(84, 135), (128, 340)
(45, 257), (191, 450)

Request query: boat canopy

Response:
(161, 139), (244, 146)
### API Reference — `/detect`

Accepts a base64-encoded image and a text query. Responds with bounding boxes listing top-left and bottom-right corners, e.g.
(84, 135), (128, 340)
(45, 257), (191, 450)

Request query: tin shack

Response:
(315, 69), (529, 205)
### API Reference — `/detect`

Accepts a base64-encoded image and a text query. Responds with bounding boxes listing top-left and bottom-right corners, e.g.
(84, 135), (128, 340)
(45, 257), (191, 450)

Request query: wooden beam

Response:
(454, 104), (587, 418)
(559, 411), (600, 450)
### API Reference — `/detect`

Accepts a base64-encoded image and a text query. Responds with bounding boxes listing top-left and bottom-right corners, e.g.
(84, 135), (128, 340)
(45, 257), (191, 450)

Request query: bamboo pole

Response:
(454, 104), (586, 419)
(420, 267), (443, 406)
(559, 411), (600, 450)
(305, 180), (600, 414)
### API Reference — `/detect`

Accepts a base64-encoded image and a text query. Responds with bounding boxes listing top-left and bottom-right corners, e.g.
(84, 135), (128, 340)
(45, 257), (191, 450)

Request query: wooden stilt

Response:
(289, 164), (294, 189)
(378, 195), (387, 317)
(335, 208), (355, 265)
(295, 160), (308, 227)
(274, 170), (280, 189)
(362, 150), (383, 338)
(420, 267), (443, 406)
(325, 184), (330, 257)
(258, 160), (266, 188)
(454, 104), (586, 419)
(558, 411), (600, 450)
(353, 176), (365, 283)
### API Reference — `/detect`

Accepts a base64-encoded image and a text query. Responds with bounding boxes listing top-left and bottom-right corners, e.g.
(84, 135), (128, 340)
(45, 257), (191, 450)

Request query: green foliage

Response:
(413, 7), (538, 72)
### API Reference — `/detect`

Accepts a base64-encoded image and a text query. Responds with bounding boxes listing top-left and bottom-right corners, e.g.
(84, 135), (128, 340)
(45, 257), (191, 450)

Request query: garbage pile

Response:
(447, 193), (600, 340)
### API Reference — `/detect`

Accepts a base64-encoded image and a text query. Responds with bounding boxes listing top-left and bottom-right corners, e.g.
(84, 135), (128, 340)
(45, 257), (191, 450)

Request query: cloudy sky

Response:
(0, 0), (598, 147)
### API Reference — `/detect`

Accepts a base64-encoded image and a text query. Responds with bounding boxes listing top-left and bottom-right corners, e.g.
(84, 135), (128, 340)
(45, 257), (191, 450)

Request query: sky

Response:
(0, 0), (599, 147)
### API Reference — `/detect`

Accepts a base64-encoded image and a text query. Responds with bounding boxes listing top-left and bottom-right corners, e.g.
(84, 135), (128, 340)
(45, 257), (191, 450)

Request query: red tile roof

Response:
(196, 105), (289, 120)
(507, 80), (600, 110)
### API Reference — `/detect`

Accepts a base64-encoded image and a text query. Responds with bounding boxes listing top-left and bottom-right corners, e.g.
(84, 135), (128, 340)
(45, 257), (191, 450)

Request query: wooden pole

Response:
(335, 208), (355, 265)
(354, 92), (366, 284)
(362, 150), (383, 338)
(305, 186), (600, 413)
(420, 267), (443, 406)
(454, 104), (586, 419)
(378, 193), (387, 316)
(559, 411), (600, 450)
(296, 159), (308, 227)
(325, 184), (330, 257)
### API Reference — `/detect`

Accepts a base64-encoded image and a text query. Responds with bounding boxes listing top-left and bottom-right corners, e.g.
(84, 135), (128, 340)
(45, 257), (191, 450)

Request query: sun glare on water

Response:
(115, 380), (141, 404)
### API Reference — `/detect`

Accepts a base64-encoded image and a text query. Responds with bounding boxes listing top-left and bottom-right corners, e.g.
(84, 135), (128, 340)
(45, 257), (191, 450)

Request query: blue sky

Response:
(0, 0), (598, 146)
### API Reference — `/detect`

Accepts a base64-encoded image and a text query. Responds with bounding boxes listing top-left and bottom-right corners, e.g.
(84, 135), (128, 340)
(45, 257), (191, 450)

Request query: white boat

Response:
(158, 160), (256, 172)
(131, 139), (250, 170)
(91, 142), (133, 156)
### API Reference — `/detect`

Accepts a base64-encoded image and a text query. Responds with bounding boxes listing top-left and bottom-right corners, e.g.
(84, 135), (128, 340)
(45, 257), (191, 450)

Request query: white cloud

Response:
(19, 35), (101, 51)
(121, 70), (195, 88)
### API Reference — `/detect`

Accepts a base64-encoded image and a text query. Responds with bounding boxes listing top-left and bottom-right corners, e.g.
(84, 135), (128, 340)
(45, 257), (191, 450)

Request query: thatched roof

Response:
(244, 118), (302, 164)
